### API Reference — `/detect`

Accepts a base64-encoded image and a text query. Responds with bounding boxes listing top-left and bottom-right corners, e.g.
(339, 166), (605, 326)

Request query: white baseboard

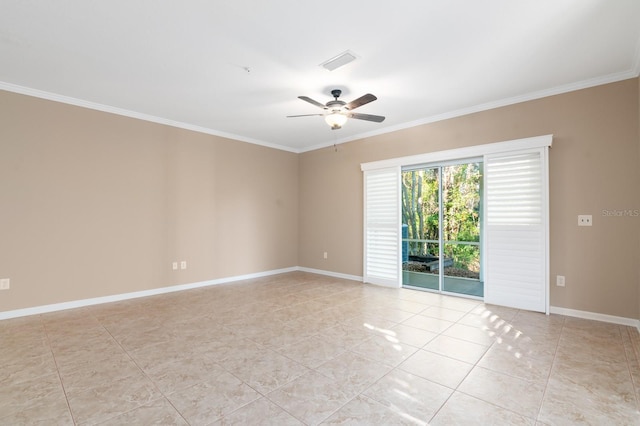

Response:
(550, 305), (640, 331)
(2, 268), (638, 334)
(0, 267), (298, 321)
(296, 267), (363, 283)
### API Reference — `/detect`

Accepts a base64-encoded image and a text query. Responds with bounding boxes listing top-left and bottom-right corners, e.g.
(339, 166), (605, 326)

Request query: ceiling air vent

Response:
(320, 50), (357, 71)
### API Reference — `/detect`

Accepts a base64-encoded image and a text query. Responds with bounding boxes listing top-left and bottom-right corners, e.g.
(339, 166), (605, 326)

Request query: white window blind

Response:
(363, 167), (401, 287)
(484, 148), (549, 313)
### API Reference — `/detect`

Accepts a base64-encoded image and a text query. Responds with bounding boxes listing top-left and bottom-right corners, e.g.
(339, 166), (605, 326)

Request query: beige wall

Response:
(299, 78), (640, 320)
(0, 91), (299, 312)
(2, 79), (639, 320)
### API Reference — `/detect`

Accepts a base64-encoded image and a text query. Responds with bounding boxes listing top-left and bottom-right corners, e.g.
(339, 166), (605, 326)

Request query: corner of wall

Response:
(637, 76), (640, 323)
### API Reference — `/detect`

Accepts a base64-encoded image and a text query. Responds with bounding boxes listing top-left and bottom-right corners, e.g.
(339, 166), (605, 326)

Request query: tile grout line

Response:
(533, 315), (566, 423)
(443, 308), (560, 423)
(428, 313), (501, 423)
(621, 326), (640, 411)
(97, 313), (193, 426)
(358, 301), (482, 424)
(353, 359), (417, 423)
(40, 314), (79, 426)
(6, 274), (636, 424)
(293, 300), (435, 424)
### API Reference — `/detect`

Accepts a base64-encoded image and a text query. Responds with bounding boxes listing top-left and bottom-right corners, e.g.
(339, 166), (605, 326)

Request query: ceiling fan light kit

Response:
(325, 112), (348, 129)
(288, 89), (385, 130)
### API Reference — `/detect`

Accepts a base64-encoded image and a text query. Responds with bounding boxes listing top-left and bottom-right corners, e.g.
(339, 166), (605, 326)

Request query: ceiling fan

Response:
(287, 89), (385, 130)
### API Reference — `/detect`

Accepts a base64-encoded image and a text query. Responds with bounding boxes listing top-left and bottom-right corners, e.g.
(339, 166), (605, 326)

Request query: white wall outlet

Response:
(180, 261), (187, 270)
(578, 215), (592, 226)
(556, 275), (565, 287)
(323, 252), (328, 259)
(172, 262), (178, 270)
(0, 278), (10, 290)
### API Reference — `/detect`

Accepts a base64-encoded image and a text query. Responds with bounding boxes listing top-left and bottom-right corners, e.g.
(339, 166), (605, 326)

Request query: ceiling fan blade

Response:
(298, 96), (326, 109)
(286, 114), (323, 118)
(348, 112), (386, 123)
(345, 94), (377, 110)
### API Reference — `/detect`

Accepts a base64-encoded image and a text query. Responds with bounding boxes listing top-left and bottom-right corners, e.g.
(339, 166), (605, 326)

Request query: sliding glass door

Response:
(402, 161), (483, 297)
(363, 135), (550, 311)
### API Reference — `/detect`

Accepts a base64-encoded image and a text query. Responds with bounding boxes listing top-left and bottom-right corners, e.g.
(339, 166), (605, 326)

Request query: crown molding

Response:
(0, 82), (300, 154)
(299, 70), (639, 153)
(633, 35), (640, 76)
(2, 68), (637, 157)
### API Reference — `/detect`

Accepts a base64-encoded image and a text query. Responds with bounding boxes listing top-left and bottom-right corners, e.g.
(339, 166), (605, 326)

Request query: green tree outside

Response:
(402, 163), (481, 276)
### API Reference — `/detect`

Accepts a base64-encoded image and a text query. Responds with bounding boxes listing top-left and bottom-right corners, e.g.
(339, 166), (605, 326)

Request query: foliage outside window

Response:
(402, 163), (481, 279)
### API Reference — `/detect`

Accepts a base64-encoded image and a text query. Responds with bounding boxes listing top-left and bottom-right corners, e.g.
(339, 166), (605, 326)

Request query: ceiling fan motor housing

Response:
(326, 99), (346, 112)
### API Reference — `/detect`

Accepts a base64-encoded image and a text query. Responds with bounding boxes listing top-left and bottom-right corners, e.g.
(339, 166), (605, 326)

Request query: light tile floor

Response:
(1, 271), (639, 425)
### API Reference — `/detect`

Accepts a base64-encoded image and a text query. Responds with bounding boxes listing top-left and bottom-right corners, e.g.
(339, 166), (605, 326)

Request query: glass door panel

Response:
(442, 163), (483, 296)
(401, 168), (439, 290)
(443, 243), (482, 296)
(403, 161), (483, 298)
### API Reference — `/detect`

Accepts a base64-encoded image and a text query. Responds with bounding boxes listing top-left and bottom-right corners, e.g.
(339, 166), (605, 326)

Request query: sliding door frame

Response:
(361, 134), (552, 312)
(402, 158), (483, 296)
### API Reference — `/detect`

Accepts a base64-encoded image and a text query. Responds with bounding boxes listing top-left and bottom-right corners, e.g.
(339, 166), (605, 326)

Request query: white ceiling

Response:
(1, 1), (639, 153)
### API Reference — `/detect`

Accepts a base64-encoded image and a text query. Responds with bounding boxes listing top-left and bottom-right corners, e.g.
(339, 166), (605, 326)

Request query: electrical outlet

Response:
(0, 278), (10, 290)
(578, 215), (592, 226)
(323, 252), (328, 259)
(556, 275), (565, 287)
(180, 261), (187, 270)
(172, 262), (178, 270)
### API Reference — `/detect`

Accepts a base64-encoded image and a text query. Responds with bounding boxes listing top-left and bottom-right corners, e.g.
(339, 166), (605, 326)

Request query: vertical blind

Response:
(363, 167), (401, 287)
(484, 148), (548, 312)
